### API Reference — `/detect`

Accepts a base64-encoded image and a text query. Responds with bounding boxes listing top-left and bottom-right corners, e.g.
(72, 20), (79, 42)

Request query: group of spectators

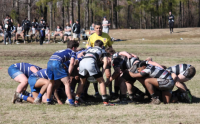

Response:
(0, 15), (111, 45)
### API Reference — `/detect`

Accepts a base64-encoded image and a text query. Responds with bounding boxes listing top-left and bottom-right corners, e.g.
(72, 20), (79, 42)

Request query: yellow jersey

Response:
(86, 32), (113, 48)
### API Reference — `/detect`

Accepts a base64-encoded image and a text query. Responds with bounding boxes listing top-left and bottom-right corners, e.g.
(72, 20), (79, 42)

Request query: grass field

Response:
(0, 28), (200, 124)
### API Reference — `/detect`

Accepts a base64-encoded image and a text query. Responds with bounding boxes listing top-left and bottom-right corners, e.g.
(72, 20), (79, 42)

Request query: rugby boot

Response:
(103, 102), (115, 106)
(183, 90), (192, 103)
(65, 99), (75, 107)
(12, 91), (20, 104)
(149, 97), (161, 105)
(46, 101), (55, 105)
(34, 98), (42, 104)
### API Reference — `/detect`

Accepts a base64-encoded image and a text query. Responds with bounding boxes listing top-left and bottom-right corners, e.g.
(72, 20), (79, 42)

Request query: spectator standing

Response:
(168, 11), (174, 34)
(4, 20), (13, 45)
(22, 17), (31, 42)
(102, 16), (110, 34)
(72, 19), (80, 42)
(38, 20), (46, 45)
(3, 15), (9, 26)
(90, 23), (95, 35)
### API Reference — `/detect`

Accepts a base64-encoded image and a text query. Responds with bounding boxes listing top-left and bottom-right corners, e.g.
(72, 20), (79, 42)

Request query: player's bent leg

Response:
(75, 77), (86, 105)
(144, 78), (161, 104)
(162, 90), (172, 104)
(14, 74), (28, 93)
(46, 80), (55, 105)
(61, 76), (74, 105)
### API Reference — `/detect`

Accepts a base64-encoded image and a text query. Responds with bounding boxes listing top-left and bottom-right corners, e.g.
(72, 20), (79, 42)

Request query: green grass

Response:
(0, 28), (200, 124)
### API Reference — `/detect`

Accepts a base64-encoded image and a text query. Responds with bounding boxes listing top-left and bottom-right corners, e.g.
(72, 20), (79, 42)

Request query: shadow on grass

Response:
(192, 96), (200, 103)
(175, 31), (188, 33)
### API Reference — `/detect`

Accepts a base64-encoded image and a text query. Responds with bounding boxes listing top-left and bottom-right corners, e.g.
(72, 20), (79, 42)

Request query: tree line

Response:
(0, 0), (200, 30)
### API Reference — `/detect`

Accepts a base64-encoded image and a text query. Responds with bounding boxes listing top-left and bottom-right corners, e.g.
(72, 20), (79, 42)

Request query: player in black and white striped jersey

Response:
(166, 64), (196, 103)
(122, 61), (177, 104)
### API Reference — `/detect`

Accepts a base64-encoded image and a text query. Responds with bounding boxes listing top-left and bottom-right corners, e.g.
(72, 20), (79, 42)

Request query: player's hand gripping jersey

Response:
(112, 52), (139, 71)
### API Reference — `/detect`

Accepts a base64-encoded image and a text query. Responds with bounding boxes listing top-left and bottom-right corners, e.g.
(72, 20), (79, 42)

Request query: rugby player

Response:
(86, 22), (113, 97)
(167, 64), (196, 103)
(46, 40), (79, 105)
(75, 40), (114, 106)
(8, 62), (42, 103)
(123, 61), (177, 104)
(12, 69), (50, 104)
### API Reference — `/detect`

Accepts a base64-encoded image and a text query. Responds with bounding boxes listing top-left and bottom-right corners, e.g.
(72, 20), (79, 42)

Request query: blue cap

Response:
(104, 16), (106, 18)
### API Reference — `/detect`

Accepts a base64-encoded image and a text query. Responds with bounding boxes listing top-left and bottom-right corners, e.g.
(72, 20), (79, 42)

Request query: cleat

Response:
(34, 98), (41, 104)
(15, 99), (23, 104)
(103, 102), (115, 106)
(12, 91), (20, 104)
(46, 101), (55, 105)
(65, 99), (75, 106)
(74, 100), (80, 107)
(149, 97), (161, 105)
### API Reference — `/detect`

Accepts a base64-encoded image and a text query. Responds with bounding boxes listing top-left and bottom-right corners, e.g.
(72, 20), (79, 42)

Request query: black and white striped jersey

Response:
(83, 46), (107, 62)
(140, 65), (172, 80)
(166, 64), (191, 75)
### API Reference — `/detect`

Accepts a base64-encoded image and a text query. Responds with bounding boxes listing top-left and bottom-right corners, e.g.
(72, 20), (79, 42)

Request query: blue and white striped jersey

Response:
(49, 48), (76, 63)
(32, 69), (48, 79)
(14, 63), (42, 78)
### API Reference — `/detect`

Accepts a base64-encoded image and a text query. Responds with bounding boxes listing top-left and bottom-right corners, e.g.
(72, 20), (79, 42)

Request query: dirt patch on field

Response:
(0, 50), (52, 57)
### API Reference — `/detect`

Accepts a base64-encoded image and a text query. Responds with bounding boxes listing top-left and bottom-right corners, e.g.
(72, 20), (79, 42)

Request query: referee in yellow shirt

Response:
(86, 22), (114, 97)
(86, 22), (113, 48)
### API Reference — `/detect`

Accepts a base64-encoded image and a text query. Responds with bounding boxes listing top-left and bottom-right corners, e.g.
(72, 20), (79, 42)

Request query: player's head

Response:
(105, 47), (116, 57)
(136, 61), (147, 73)
(17, 23), (20, 27)
(169, 11), (171, 15)
(57, 25), (60, 29)
(94, 40), (104, 48)
(67, 40), (79, 51)
(76, 19), (79, 23)
(94, 22), (102, 35)
(103, 16), (107, 20)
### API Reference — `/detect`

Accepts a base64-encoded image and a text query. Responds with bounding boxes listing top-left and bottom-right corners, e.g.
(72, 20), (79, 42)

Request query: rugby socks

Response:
(93, 83), (99, 94)
(102, 95), (108, 102)
(68, 99), (74, 105)
(108, 83), (113, 95)
(47, 98), (51, 103)
(151, 93), (158, 99)
(19, 94), (28, 101)
(75, 96), (79, 104)
(23, 91), (33, 97)
(37, 93), (43, 99)
(114, 86), (120, 96)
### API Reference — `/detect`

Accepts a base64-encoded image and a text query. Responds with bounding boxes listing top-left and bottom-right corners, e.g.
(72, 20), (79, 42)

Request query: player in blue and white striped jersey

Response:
(122, 61), (177, 104)
(8, 62), (42, 103)
(13, 69), (50, 104)
(166, 64), (196, 103)
(46, 40), (79, 105)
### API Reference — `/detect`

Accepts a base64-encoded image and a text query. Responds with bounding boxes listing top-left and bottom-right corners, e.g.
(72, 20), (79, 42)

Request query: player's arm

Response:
(109, 67), (120, 82)
(102, 56), (108, 71)
(130, 53), (138, 59)
(119, 51), (132, 58)
(127, 71), (143, 78)
(107, 36), (113, 48)
(147, 61), (164, 69)
(68, 57), (75, 76)
(30, 66), (39, 73)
